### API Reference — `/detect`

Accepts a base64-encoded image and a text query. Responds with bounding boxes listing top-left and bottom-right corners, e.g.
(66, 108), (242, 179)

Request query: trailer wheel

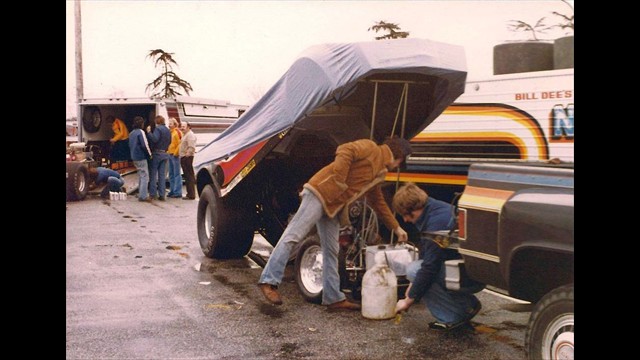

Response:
(525, 284), (574, 360)
(82, 106), (102, 133)
(294, 234), (323, 304)
(196, 184), (253, 259)
(66, 162), (89, 201)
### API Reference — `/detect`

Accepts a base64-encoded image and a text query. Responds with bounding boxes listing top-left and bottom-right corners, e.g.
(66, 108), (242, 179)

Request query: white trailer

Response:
(66, 96), (248, 201)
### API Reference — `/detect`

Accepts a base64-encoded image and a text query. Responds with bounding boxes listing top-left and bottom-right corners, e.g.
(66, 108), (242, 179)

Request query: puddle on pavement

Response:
(207, 274), (250, 298)
(500, 303), (533, 312)
(279, 342), (298, 354)
(198, 258), (258, 272)
(259, 303), (284, 318)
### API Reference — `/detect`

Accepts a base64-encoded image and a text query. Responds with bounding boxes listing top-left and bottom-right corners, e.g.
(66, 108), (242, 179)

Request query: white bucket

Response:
(361, 254), (397, 320)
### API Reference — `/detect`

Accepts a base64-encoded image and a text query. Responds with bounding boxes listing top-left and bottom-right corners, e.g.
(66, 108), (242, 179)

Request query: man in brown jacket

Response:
(258, 136), (411, 309)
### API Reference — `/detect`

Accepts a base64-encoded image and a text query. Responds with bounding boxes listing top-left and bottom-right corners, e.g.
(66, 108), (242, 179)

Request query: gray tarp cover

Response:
(194, 38), (466, 168)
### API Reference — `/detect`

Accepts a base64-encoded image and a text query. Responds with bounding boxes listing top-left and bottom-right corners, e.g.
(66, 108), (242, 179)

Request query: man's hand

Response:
(393, 226), (408, 243)
(395, 297), (414, 313)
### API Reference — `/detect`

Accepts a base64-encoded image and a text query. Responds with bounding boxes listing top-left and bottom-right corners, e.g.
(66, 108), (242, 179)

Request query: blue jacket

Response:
(129, 129), (152, 161)
(413, 197), (455, 232)
(95, 167), (122, 185)
(407, 197), (458, 301)
(147, 125), (171, 153)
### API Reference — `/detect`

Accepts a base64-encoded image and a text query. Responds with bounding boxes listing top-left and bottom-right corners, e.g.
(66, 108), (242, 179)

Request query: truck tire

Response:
(294, 234), (323, 304)
(66, 162), (89, 201)
(196, 184), (253, 259)
(82, 106), (102, 133)
(525, 284), (574, 360)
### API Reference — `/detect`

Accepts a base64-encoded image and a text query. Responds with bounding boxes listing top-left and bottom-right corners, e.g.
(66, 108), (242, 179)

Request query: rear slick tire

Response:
(196, 184), (253, 259)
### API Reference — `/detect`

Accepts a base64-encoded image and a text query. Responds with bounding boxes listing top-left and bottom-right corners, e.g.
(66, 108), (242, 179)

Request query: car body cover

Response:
(194, 38), (467, 168)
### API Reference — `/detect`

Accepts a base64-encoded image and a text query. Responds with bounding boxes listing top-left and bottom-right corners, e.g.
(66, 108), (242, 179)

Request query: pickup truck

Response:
(452, 162), (574, 359)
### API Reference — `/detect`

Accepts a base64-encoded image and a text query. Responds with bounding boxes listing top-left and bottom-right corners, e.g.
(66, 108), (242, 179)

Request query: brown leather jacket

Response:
(303, 139), (400, 231)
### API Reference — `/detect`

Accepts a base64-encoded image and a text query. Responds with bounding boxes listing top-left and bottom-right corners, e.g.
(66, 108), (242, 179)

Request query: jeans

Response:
(167, 155), (182, 197)
(259, 189), (345, 305)
(133, 160), (149, 200)
(406, 260), (479, 325)
(99, 176), (125, 197)
(180, 156), (196, 199)
(149, 152), (170, 198)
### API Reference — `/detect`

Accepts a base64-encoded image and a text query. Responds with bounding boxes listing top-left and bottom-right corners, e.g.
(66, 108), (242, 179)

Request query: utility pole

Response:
(75, 0), (84, 102)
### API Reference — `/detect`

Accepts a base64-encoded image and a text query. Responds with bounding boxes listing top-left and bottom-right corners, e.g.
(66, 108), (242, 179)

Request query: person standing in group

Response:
(257, 136), (412, 310)
(88, 166), (126, 199)
(146, 115), (172, 201)
(166, 117), (183, 198)
(108, 116), (130, 162)
(393, 182), (483, 331)
(128, 116), (153, 202)
(179, 121), (197, 200)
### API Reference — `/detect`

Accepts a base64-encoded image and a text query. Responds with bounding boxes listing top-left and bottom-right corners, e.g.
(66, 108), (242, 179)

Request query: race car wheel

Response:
(525, 284), (574, 360)
(66, 162), (89, 201)
(294, 234), (323, 304)
(197, 184), (254, 259)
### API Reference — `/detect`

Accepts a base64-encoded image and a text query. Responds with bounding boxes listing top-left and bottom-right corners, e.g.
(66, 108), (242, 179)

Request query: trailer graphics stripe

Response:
(384, 172), (467, 185)
(166, 103), (180, 122)
(413, 104), (549, 160)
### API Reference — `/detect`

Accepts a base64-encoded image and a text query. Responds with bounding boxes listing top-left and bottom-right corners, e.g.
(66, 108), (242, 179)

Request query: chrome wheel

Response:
(299, 244), (323, 295)
(542, 314), (574, 360)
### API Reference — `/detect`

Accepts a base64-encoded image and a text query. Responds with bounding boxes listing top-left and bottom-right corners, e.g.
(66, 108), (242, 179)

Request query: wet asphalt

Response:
(66, 190), (531, 359)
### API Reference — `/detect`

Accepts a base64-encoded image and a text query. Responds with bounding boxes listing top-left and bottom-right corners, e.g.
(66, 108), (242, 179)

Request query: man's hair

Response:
(133, 116), (145, 129)
(155, 115), (166, 125)
(184, 121), (191, 129)
(383, 136), (413, 163)
(392, 182), (428, 215)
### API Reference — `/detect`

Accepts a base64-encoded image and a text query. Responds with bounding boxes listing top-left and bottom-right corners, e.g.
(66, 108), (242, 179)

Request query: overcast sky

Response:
(66, 0), (573, 118)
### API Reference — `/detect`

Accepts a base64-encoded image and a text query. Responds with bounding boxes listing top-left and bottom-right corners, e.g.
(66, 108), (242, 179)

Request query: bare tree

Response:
(368, 21), (409, 40)
(145, 49), (193, 99)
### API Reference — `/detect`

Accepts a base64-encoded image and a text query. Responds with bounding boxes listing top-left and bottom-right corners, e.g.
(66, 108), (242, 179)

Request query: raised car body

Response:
(193, 38), (468, 258)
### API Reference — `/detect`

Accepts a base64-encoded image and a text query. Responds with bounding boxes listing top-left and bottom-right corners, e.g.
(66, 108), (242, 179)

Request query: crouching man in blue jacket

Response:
(89, 167), (125, 199)
(393, 182), (484, 331)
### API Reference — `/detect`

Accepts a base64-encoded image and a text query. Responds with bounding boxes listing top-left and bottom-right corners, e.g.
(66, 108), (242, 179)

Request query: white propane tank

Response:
(361, 252), (397, 320)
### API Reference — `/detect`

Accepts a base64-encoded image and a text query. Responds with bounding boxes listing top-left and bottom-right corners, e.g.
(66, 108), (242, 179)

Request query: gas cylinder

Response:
(361, 252), (397, 319)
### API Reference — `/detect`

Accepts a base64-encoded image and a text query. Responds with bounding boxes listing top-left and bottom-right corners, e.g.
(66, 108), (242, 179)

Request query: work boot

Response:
(327, 299), (361, 311)
(258, 283), (283, 305)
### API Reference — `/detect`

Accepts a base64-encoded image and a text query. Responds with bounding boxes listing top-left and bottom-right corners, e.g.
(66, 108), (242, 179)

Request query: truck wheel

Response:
(66, 163), (89, 201)
(525, 284), (574, 360)
(294, 234), (323, 304)
(82, 106), (102, 133)
(196, 184), (254, 259)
